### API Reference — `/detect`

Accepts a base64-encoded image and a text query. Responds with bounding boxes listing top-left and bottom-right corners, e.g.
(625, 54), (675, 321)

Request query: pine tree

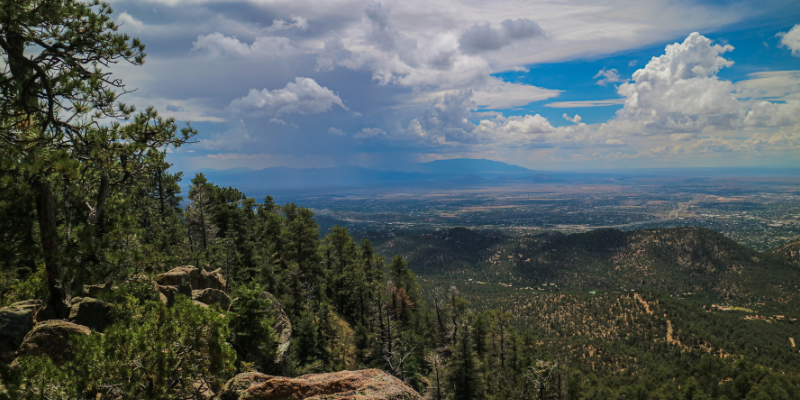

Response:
(448, 319), (485, 400)
(0, 0), (195, 315)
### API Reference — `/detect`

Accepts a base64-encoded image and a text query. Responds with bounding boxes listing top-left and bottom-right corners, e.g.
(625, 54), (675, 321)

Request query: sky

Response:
(105, 0), (800, 171)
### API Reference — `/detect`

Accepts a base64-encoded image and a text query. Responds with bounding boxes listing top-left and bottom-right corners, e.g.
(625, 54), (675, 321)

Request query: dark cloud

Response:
(316, 36), (353, 71)
(459, 18), (546, 54)
(364, 1), (418, 64)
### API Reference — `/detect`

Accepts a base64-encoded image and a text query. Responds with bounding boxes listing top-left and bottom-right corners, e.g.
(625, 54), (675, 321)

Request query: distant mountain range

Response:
(196, 159), (540, 190)
(371, 158), (533, 175)
(190, 159), (800, 192)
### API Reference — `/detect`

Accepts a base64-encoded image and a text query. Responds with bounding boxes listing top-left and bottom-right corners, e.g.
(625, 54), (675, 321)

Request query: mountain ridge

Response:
(368, 226), (800, 301)
(194, 159), (536, 190)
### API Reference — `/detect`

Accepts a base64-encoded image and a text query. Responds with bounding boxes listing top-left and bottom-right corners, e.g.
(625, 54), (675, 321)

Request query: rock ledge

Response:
(220, 369), (423, 400)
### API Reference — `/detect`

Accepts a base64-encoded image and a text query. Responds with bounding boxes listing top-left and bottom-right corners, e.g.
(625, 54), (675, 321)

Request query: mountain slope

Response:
(769, 237), (800, 267)
(514, 227), (798, 298)
(370, 227), (800, 301)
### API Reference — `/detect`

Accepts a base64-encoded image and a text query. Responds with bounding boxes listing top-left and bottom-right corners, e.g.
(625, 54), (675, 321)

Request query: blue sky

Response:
(105, 0), (800, 171)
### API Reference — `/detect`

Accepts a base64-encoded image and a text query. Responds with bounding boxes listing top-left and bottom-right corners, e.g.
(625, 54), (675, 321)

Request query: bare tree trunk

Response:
(36, 179), (69, 318)
(433, 292), (447, 342)
(156, 169), (166, 218)
(87, 170), (109, 226)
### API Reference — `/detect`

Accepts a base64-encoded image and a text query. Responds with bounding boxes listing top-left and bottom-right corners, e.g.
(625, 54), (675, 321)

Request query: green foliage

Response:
(0, 266), (47, 306)
(291, 308), (331, 372)
(228, 282), (277, 371)
(5, 296), (235, 400)
(0, 0), (196, 318)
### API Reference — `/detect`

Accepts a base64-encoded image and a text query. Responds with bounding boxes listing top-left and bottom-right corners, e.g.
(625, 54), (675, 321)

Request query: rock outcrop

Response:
(155, 283), (180, 306)
(259, 292), (292, 374)
(14, 320), (91, 365)
(156, 265), (199, 295)
(200, 268), (227, 291)
(219, 369), (423, 400)
(82, 282), (116, 298)
(68, 297), (113, 332)
(192, 288), (232, 311)
(0, 300), (41, 364)
(155, 266), (229, 306)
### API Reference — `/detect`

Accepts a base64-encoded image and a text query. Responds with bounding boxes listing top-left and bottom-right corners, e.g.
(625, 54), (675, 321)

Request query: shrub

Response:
(5, 296), (235, 400)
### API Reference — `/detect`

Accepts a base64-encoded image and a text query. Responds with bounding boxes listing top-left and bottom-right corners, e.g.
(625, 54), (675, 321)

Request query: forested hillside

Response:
(369, 227), (800, 301)
(1, 1), (799, 399)
(770, 238), (800, 267)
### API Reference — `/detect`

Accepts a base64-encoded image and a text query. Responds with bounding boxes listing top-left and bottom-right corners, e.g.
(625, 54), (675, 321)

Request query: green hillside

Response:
(770, 237), (800, 267)
(370, 227), (800, 301)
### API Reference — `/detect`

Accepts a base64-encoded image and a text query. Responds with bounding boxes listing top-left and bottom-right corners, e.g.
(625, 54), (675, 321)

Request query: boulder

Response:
(14, 320), (91, 365)
(82, 282), (116, 298)
(0, 300), (41, 364)
(193, 288), (232, 311)
(193, 379), (217, 400)
(218, 369), (423, 400)
(200, 268), (227, 291)
(259, 292), (292, 374)
(155, 283), (180, 307)
(156, 266), (199, 295)
(68, 297), (113, 332)
(33, 303), (56, 322)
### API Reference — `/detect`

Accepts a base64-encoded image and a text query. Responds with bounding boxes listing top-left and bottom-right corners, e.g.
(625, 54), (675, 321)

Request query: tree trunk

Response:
(87, 170), (109, 226)
(500, 321), (506, 368)
(434, 297), (446, 341)
(35, 179), (69, 318)
(156, 169), (166, 218)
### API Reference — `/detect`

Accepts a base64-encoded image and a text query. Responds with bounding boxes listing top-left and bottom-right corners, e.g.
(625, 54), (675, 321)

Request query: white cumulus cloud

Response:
(778, 24), (800, 56)
(117, 12), (144, 33)
(594, 68), (624, 86)
(227, 77), (348, 116)
(612, 32), (742, 134)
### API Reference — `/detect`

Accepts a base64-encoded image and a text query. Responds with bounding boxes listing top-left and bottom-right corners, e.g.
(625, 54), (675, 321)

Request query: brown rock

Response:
(33, 303), (57, 322)
(193, 379), (216, 400)
(155, 283), (180, 307)
(82, 282), (115, 298)
(0, 300), (41, 364)
(200, 268), (227, 291)
(259, 292), (292, 374)
(156, 266), (200, 295)
(68, 297), (113, 332)
(15, 320), (91, 365)
(219, 369), (423, 400)
(192, 288), (232, 311)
